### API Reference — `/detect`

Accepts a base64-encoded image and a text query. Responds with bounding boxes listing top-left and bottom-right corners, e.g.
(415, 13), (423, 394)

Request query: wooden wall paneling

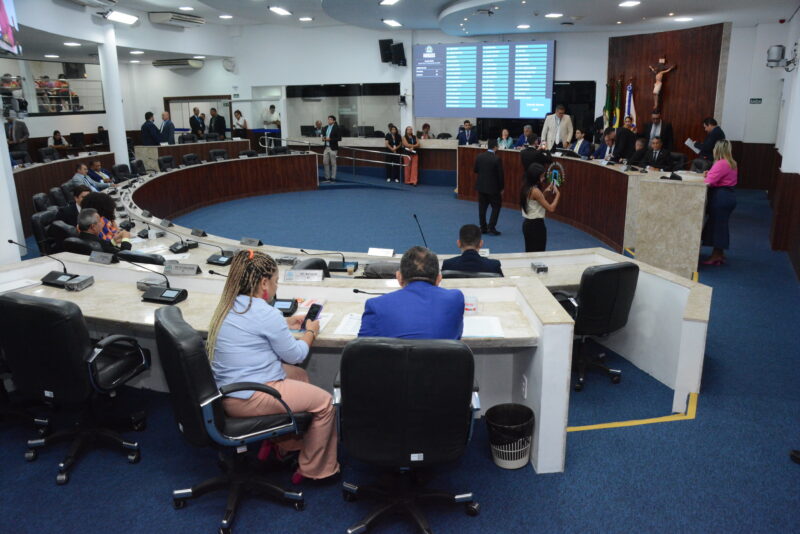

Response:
(770, 172), (800, 257)
(730, 142), (781, 190)
(608, 24), (724, 163)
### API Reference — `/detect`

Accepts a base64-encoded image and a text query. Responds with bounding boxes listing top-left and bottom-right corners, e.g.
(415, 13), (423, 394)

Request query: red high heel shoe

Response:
(701, 258), (724, 266)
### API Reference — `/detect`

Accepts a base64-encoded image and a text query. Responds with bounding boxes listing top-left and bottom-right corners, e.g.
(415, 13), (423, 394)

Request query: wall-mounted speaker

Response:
(379, 39), (393, 63)
(390, 43), (406, 66)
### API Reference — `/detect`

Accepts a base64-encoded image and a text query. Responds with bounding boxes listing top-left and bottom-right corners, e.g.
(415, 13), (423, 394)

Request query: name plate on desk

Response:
(66, 154), (76, 159)
(368, 247), (395, 257)
(600, 160), (610, 166)
(89, 251), (115, 265)
(478, 248), (490, 257)
(239, 154), (249, 159)
(160, 142), (169, 146)
(164, 263), (202, 276)
(284, 270), (324, 282)
(240, 237), (263, 246)
(191, 228), (208, 237)
(160, 218), (174, 227)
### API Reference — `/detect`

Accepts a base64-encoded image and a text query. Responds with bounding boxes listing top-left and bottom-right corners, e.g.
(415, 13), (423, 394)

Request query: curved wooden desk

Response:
(132, 153), (318, 219)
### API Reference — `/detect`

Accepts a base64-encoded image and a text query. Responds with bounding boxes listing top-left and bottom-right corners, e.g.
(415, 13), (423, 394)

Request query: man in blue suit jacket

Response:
(442, 224), (503, 275)
(591, 135), (614, 160)
(456, 120), (478, 145)
(358, 247), (464, 340)
(140, 111), (161, 146)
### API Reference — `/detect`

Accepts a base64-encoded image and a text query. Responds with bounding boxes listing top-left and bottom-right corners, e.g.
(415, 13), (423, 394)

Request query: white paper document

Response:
(462, 316), (505, 338)
(684, 138), (700, 154)
(162, 253), (190, 261)
(334, 313), (363, 336)
(0, 278), (40, 294)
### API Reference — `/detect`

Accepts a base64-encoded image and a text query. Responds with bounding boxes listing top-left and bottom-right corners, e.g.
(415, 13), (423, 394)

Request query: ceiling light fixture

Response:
(619, 1), (640, 6)
(193, 55), (206, 59)
(517, 24), (530, 29)
(130, 60), (140, 64)
(674, 17), (693, 22)
(219, 14), (233, 19)
(63, 42), (81, 47)
(178, 6), (194, 11)
(379, 0), (401, 5)
(44, 54), (59, 58)
(103, 10), (139, 25)
(545, 13), (563, 18)
(668, 12), (675, 16)
(616, 21), (622, 24)
(522, 0), (526, 3)
(130, 50), (144, 55)
(382, 19), (402, 27)
(269, 6), (292, 16)
(299, 17), (313, 22)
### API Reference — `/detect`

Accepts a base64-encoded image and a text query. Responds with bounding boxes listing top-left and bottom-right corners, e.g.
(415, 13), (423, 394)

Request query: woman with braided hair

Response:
(207, 250), (339, 483)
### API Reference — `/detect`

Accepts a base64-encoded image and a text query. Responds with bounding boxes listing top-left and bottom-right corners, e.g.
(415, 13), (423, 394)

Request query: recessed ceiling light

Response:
(64, 42), (81, 47)
(494, 6), (500, 9)
(130, 50), (144, 55)
(464, 17), (468, 21)
(674, 17), (693, 22)
(130, 60), (140, 64)
(380, 0), (400, 5)
(521, 0), (526, 3)
(668, 12), (675, 16)
(219, 14), (233, 19)
(545, 13), (563, 18)
(178, 6), (194, 11)
(517, 24), (530, 29)
(617, 21), (622, 24)
(299, 17), (313, 22)
(382, 19), (402, 27)
(193, 55), (206, 59)
(619, 1), (640, 6)
(44, 54), (59, 58)
(269, 6), (292, 16)
(104, 10), (139, 25)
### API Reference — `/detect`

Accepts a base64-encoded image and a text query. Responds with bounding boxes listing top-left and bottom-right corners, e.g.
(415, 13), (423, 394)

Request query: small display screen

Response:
(274, 300), (292, 310)
(57, 274), (73, 282)
(162, 289), (179, 299)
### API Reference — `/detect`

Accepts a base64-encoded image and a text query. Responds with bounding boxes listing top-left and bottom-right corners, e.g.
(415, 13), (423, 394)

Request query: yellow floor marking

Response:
(567, 392), (698, 432)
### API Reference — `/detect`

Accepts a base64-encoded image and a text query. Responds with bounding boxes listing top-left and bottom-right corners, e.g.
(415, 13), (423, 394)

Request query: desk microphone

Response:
(194, 241), (233, 266)
(119, 257), (187, 304)
(412, 213), (429, 249)
(158, 226), (195, 254)
(7, 239), (79, 288)
(208, 270), (228, 278)
(353, 288), (387, 295)
(300, 249), (357, 273)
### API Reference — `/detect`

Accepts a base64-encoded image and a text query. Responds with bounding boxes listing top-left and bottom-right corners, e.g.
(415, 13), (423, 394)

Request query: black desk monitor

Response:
(95, 130), (109, 145)
(357, 126), (375, 138)
(69, 132), (85, 147)
(300, 125), (316, 136)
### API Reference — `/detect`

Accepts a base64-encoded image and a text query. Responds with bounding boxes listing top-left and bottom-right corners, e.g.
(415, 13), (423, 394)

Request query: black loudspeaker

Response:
(62, 62), (86, 79)
(390, 43), (406, 66)
(379, 39), (394, 63)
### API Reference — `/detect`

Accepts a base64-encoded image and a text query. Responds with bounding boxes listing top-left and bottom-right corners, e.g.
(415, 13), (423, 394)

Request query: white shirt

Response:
(650, 122), (661, 140)
(263, 110), (281, 128)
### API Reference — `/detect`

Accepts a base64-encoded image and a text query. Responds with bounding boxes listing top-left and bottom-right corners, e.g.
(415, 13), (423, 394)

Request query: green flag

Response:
(603, 83), (611, 129)
(613, 80), (623, 128)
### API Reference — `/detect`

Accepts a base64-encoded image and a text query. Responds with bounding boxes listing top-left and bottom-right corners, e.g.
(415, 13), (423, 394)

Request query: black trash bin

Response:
(485, 403), (535, 469)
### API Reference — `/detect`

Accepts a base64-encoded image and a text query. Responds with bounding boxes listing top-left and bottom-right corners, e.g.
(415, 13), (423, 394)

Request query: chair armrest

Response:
(87, 335), (150, 393)
(89, 334), (140, 362)
(550, 290), (579, 311)
(219, 382), (282, 400)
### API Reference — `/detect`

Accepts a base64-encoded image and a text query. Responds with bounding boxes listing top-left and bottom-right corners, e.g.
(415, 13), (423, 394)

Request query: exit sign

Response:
(749, 98), (763, 104)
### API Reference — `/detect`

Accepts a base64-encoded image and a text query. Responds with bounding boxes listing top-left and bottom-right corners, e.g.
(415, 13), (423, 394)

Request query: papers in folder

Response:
(335, 313), (363, 336)
(462, 316), (505, 338)
(684, 138), (700, 154)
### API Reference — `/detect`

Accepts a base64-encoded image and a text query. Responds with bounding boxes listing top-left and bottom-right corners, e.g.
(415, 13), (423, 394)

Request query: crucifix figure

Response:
(649, 57), (676, 110)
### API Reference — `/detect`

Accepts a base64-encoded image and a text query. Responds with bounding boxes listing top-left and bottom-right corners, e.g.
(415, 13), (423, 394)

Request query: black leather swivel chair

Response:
(441, 270), (503, 279)
(437, 133), (453, 139)
(31, 208), (59, 255)
(182, 153), (200, 166)
(32, 192), (52, 213)
(360, 261), (401, 279)
(60, 182), (75, 203)
(372, 130), (385, 138)
(11, 150), (31, 163)
(153, 306), (311, 534)
(38, 147), (59, 162)
(118, 250), (166, 265)
(239, 150), (257, 158)
(48, 186), (68, 207)
(205, 132), (220, 141)
(209, 149), (228, 161)
(63, 236), (105, 256)
(293, 257), (330, 278)
(46, 220), (79, 252)
(669, 152), (687, 172)
(132, 159), (148, 176)
(552, 262), (640, 391)
(0, 293), (149, 484)
(337, 337), (480, 533)
(178, 133), (197, 144)
(112, 163), (136, 181)
(158, 155), (175, 171)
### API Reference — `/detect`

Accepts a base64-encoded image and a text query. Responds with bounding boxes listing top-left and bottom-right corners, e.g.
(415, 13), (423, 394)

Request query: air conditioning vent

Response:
(152, 59), (204, 70)
(66, 0), (118, 7)
(148, 12), (205, 27)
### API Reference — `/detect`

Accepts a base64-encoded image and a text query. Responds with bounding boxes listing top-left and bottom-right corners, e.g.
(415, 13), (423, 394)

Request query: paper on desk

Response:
(162, 253), (190, 261)
(684, 138), (700, 154)
(334, 313), (363, 336)
(128, 237), (146, 244)
(136, 245), (169, 255)
(289, 312), (334, 333)
(0, 278), (40, 294)
(462, 316), (505, 338)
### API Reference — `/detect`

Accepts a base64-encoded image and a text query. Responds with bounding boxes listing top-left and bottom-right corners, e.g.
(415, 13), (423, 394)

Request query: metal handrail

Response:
(261, 136), (411, 167)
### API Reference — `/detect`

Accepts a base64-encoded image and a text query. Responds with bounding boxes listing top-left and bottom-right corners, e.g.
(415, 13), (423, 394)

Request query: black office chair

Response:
(360, 262), (401, 279)
(38, 147), (60, 162)
(205, 132), (220, 141)
(153, 306), (310, 533)
(441, 270), (503, 279)
(60, 182), (75, 203)
(552, 262), (640, 391)
(48, 186), (67, 207)
(178, 133), (197, 144)
(158, 155), (175, 171)
(209, 149), (228, 161)
(0, 292), (149, 484)
(132, 159), (148, 176)
(0, 349), (50, 435)
(112, 163), (136, 182)
(62, 236), (105, 256)
(31, 208), (59, 255)
(238, 150), (258, 158)
(69, 132), (85, 148)
(32, 192), (52, 213)
(117, 250), (165, 266)
(293, 257), (330, 278)
(182, 153), (200, 166)
(337, 337), (480, 533)
(11, 150), (31, 164)
(669, 152), (687, 172)
(45, 220), (79, 252)
(372, 130), (385, 138)
(437, 133), (453, 139)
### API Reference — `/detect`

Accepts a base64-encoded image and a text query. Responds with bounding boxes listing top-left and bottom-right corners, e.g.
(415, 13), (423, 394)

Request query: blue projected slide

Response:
(413, 40), (555, 119)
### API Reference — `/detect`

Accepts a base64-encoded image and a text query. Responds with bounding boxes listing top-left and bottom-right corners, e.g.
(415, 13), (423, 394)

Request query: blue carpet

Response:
(4, 181), (799, 532)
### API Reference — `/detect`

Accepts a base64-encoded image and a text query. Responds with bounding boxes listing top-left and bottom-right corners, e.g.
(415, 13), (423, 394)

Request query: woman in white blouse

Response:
(232, 109), (248, 138)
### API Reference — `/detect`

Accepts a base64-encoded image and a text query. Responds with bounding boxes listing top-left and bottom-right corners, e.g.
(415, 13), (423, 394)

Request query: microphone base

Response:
(141, 286), (188, 305)
(328, 261), (358, 273)
(169, 242), (189, 254)
(207, 254), (232, 266)
(41, 271), (79, 288)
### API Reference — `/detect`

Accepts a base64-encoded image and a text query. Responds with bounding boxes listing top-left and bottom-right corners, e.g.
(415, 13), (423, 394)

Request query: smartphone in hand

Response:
(301, 303), (323, 330)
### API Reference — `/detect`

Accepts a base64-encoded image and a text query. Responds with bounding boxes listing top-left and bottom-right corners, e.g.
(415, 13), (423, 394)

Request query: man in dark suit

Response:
(608, 126), (636, 161)
(322, 115), (341, 181)
(5, 110), (29, 152)
(592, 134), (615, 160)
(691, 117), (725, 172)
(456, 120), (478, 145)
(77, 208), (130, 254)
(628, 137), (649, 167)
(358, 246), (464, 340)
(208, 107), (226, 139)
(160, 111), (175, 145)
(87, 159), (114, 185)
(442, 224), (503, 275)
(140, 111), (161, 146)
(642, 109), (674, 151)
(474, 138), (504, 235)
(55, 184), (91, 227)
(642, 136), (672, 170)
(189, 107), (205, 139)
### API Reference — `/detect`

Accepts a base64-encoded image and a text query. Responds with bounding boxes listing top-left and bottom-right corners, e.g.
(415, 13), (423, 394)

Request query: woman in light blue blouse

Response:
(497, 128), (514, 149)
(207, 250), (338, 483)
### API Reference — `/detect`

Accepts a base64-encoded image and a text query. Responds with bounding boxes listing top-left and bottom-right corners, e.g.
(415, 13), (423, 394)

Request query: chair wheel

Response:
(128, 450), (141, 464)
(132, 420), (146, 432)
(343, 490), (357, 502)
(56, 472), (69, 485)
(173, 498), (187, 510)
(574, 382), (584, 392)
(293, 500), (305, 511)
(219, 527), (231, 534)
(24, 449), (38, 462)
(465, 502), (480, 516)
(611, 375), (621, 384)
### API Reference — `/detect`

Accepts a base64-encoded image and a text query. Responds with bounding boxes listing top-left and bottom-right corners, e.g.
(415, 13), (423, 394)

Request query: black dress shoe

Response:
(480, 227), (488, 234)
(488, 229), (502, 236)
(792, 450), (800, 465)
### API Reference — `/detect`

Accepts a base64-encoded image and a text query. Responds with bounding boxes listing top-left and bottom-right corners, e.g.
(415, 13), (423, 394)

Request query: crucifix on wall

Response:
(649, 57), (676, 110)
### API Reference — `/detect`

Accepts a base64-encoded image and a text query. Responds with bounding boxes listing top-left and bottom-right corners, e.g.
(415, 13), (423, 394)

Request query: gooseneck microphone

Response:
(118, 257), (187, 304)
(300, 249), (357, 273)
(300, 249), (346, 262)
(353, 288), (387, 295)
(208, 270), (228, 277)
(195, 241), (233, 266)
(8, 239), (78, 288)
(158, 226), (191, 254)
(412, 213), (429, 249)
